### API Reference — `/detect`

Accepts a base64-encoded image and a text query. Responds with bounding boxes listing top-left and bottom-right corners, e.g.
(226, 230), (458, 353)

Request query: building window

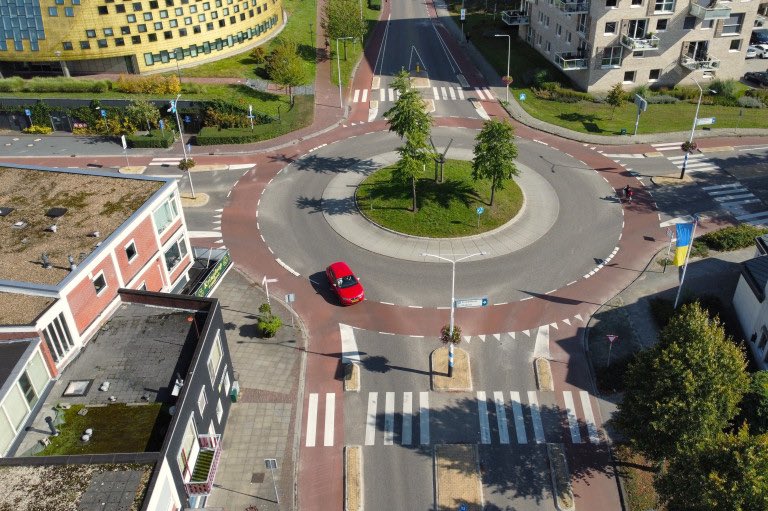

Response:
(176, 418), (197, 475)
(115, 37), (125, 46)
(127, 14), (137, 21)
(86, 29), (96, 37)
(545, 41), (551, 53)
(179, 28), (187, 36)
(144, 12), (153, 20)
(198, 13), (206, 21)
(148, 33), (157, 41)
(97, 39), (108, 48)
(164, 30), (173, 39)
(193, 25), (201, 33)
(116, 4), (126, 12)
(216, 399), (223, 423)
(223, 371), (231, 395)
(721, 13), (744, 35)
(138, 24), (147, 32)
(623, 70), (636, 82)
(631, 0), (642, 5)
(606, 0), (617, 6)
(207, 332), (223, 382)
(190, 4), (198, 12)
(125, 241), (138, 261)
(160, 9), (169, 17)
(64, 6), (74, 15)
(701, 19), (713, 29)
(104, 27), (114, 36)
(17, 373), (37, 407)
(167, 0), (175, 5)
(62, 41), (73, 50)
(730, 38), (741, 50)
(133, 2), (143, 10)
(80, 41), (91, 49)
(566, 32), (572, 43)
(654, 0), (674, 11)
(121, 26), (131, 35)
(556, 23), (562, 37)
(149, 0), (159, 7)
(98, 5), (108, 14)
(169, 19), (178, 27)
(93, 273), (107, 295)
(203, 1), (210, 8)
(656, 19), (668, 31)
(155, 22), (163, 29)
(197, 388), (207, 414)
(132, 35), (141, 43)
(605, 21), (616, 34)
(759, 327), (768, 350)
(649, 68), (660, 80)
(601, 46), (622, 67)
(48, 7), (58, 16)
(164, 236), (188, 271)
(683, 16), (695, 29)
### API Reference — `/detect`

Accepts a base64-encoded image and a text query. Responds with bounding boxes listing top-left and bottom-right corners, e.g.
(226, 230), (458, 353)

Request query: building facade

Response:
(509, 0), (761, 90)
(0, 0), (283, 76)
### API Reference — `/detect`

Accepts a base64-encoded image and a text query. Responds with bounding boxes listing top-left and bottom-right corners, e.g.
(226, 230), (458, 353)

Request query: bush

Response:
(669, 86), (701, 101)
(737, 96), (765, 108)
(257, 303), (282, 338)
(649, 295), (723, 329)
(740, 371), (768, 434)
(369, 0), (381, 9)
(440, 324), (462, 344)
(0, 77), (110, 93)
(114, 74), (181, 94)
(646, 94), (680, 104)
(709, 79), (738, 100)
(533, 69), (551, 88)
(126, 129), (174, 148)
(632, 84), (649, 98)
(698, 224), (768, 251)
(746, 88), (768, 103)
(595, 356), (632, 394)
(22, 125), (53, 134)
(177, 158), (196, 171)
(0, 77), (24, 92)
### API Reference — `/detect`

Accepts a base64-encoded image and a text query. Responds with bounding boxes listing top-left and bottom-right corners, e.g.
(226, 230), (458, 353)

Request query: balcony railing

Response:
(555, 0), (590, 12)
(501, 10), (530, 25)
(184, 434), (223, 497)
(680, 54), (721, 70)
(555, 53), (590, 70)
(620, 33), (660, 51)
(689, 1), (731, 20)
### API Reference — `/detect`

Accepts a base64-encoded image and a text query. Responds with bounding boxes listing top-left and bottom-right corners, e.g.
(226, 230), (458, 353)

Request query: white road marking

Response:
(324, 393), (335, 446)
(510, 391), (527, 444)
(402, 392), (413, 445)
(275, 258), (300, 276)
(187, 231), (222, 238)
(493, 391), (510, 444)
(339, 323), (360, 364)
(448, 87), (456, 100)
(353, 89), (360, 103)
(474, 87), (487, 100)
(433, 86), (440, 99)
(362, 89), (368, 102)
(384, 392), (395, 445)
(306, 393), (318, 447)
(365, 392), (378, 446)
(420, 392), (430, 445)
(477, 391), (491, 444)
(379, 88), (386, 101)
(533, 324), (550, 359)
(457, 88), (464, 99)
(388, 88), (394, 101)
(580, 391), (600, 443)
(528, 391), (545, 444)
(563, 391), (582, 443)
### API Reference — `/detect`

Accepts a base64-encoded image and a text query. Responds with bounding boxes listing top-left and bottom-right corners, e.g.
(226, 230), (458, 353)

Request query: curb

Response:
(534, 357), (553, 391)
(344, 445), (362, 511)
(546, 443), (574, 511)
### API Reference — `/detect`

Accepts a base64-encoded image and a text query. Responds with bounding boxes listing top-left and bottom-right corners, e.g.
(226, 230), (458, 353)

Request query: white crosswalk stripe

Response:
(580, 391), (600, 443)
(477, 391), (491, 444)
(563, 391), (582, 443)
(324, 392), (335, 446)
(365, 392), (378, 446)
(402, 392), (413, 445)
(510, 392), (527, 444)
(306, 393), (319, 447)
(419, 391), (430, 445)
(384, 392), (395, 445)
(148, 157), (182, 166)
(667, 153), (719, 174)
(702, 181), (763, 215)
(493, 391), (510, 445)
(355, 86), (482, 103)
(652, 142), (684, 151)
(528, 391), (545, 444)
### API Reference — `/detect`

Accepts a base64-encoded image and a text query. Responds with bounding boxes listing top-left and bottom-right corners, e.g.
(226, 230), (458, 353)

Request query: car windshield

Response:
(337, 275), (358, 289)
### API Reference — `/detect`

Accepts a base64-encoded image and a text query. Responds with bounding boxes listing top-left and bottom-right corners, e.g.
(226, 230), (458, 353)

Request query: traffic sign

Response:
(121, 135), (127, 150)
(460, 8), (466, 20)
(285, 293), (295, 303)
(519, 92), (526, 101)
(459, 505), (467, 511)
(696, 117), (716, 126)
(455, 297), (488, 308)
(100, 109), (107, 118)
(606, 334), (618, 344)
(476, 206), (484, 215)
(24, 109), (31, 116)
(159, 119), (165, 129)
(183, 115), (191, 123)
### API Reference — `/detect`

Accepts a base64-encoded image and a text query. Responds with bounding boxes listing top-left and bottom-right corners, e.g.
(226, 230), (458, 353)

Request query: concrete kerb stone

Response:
(344, 445), (362, 511)
(534, 357), (553, 391)
(430, 346), (472, 392)
(546, 443), (574, 511)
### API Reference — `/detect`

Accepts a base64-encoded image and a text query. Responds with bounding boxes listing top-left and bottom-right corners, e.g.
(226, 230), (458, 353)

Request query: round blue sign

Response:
(519, 92), (527, 101)
(476, 207), (484, 215)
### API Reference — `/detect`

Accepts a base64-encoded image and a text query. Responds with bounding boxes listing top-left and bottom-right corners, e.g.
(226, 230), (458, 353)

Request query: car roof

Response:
(328, 261), (354, 276)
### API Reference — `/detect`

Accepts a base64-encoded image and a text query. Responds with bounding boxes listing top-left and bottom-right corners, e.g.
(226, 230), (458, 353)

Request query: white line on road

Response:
(275, 258), (300, 276)
(528, 391), (545, 444)
(306, 393), (318, 447)
(324, 393), (335, 446)
(339, 323), (360, 364)
(580, 391), (600, 443)
(563, 391), (582, 443)
(402, 392), (413, 446)
(362, 89), (368, 102)
(420, 392), (430, 445)
(493, 391), (510, 444)
(365, 392), (378, 446)
(187, 231), (222, 238)
(510, 391), (527, 444)
(384, 392), (395, 445)
(477, 391), (491, 444)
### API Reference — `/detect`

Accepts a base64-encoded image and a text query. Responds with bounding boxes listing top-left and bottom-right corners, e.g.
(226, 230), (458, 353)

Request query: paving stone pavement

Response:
(208, 268), (304, 511)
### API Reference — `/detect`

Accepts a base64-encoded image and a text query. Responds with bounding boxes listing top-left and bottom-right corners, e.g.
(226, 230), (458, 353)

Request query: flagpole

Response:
(673, 217), (699, 309)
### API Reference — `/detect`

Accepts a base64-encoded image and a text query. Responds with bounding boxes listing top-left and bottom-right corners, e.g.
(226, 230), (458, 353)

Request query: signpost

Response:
(696, 117), (716, 126)
(519, 92), (526, 101)
(285, 293), (295, 327)
(247, 104), (255, 131)
(264, 458), (280, 505)
(121, 134), (129, 167)
(100, 109), (107, 118)
(454, 297), (489, 308)
(262, 275), (278, 305)
(24, 108), (32, 126)
(606, 334), (618, 366)
(633, 94), (647, 136)
(476, 206), (484, 228)
(460, 8), (466, 40)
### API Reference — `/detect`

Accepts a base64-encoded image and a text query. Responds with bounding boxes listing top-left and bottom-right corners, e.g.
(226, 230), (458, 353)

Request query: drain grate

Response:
(251, 472), (265, 483)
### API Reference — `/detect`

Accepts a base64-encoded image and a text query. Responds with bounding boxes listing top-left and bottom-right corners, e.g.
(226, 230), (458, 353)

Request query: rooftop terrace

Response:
(0, 167), (163, 287)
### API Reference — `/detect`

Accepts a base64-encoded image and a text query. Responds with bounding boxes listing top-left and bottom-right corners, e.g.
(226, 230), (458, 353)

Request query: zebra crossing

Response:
(651, 142), (684, 152)
(667, 153), (720, 175)
(304, 389), (601, 447)
(148, 157), (183, 166)
(702, 183), (768, 225)
(351, 86), (494, 103)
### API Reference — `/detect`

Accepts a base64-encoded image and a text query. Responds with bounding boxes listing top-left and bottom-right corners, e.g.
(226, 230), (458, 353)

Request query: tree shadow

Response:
(557, 112), (606, 134)
(361, 177), (481, 211)
(292, 154), (380, 174)
(295, 195), (358, 215)
(360, 354), (431, 375)
(297, 43), (317, 63)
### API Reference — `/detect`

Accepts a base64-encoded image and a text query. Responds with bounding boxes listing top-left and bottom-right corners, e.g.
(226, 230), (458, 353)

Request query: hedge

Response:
(698, 224), (768, 251)
(126, 129), (175, 148)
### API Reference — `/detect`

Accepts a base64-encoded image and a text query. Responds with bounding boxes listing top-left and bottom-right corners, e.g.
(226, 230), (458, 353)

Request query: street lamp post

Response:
(494, 34), (511, 103)
(170, 94), (195, 198)
(336, 36), (354, 111)
(679, 77), (703, 180)
(422, 252), (485, 377)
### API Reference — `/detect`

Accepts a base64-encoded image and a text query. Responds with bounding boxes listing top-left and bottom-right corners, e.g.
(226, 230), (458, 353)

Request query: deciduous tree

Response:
(266, 38), (310, 105)
(471, 119), (518, 206)
(321, 0), (365, 59)
(606, 82), (624, 119)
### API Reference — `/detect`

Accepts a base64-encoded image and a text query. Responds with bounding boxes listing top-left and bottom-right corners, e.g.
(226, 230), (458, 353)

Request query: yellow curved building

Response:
(0, 0), (283, 76)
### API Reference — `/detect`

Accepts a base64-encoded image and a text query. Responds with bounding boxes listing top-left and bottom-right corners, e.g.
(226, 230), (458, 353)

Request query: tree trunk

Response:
(343, 41), (348, 61)
(412, 177), (418, 212)
(490, 180), (496, 206)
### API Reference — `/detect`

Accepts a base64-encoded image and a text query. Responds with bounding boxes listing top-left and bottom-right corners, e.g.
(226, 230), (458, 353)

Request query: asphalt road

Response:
(257, 127), (622, 306)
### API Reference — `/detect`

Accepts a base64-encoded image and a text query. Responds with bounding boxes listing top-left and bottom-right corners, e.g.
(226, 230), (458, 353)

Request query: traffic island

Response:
(344, 445), (362, 511)
(651, 173), (695, 186)
(344, 363), (360, 392)
(180, 192), (210, 207)
(118, 166), (146, 174)
(547, 443), (574, 511)
(430, 346), (471, 391)
(434, 444), (483, 511)
(535, 357), (554, 391)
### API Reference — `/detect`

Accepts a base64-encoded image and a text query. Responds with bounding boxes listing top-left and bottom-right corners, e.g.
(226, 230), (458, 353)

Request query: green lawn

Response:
(37, 403), (168, 455)
(355, 159), (523, 237)
(449, 10), (768, 133)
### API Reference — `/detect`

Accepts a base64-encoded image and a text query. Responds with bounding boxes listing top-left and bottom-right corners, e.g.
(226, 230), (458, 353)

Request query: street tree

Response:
(741, 370), (768, 435)
(125, 99), (160, 132)
(384, 71), (432, 141)
(266, 38), (309, 105)
(656, 428), (768, 511)
(606, 82), (624, 119)
(614, 302), (749, 461)
(321, 0), (365, 59)
(392, 131), (431, 212)
(471, 119), (518, 206)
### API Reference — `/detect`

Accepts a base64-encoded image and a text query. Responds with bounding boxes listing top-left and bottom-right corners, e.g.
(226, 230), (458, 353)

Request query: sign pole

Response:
(634, 105), (641, 136)
(606, 335), (618, 367)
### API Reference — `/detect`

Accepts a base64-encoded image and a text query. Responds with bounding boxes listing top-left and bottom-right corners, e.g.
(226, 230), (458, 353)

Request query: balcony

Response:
(184, 434), (223, 497)
(555, 0), (590, 13)
(680, 54), (721, 70)
(689, 1), (731, 20)
(620, 33), (660, 51)
(555, 52), (590, 70)
(501, 10), (530, 25)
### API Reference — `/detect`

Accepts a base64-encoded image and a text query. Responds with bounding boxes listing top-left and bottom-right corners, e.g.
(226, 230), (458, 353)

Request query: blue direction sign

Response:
(24, 109), (31, 116)
(519, 92), (526, 101)
(159, 119), (165, 129)
(476, 206), (484, 215)
(183, 115), (192, 123)
(455, 297), (489, 308)
(459, 504), (468, 511)
(100, 109), (107, 118)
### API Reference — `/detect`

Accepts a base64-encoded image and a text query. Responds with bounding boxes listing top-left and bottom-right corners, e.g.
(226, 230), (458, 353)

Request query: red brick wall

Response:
(135, 258), (166, 292)
(169, 255), (191, 287)
(38, 336), (59, 377)
(0, 331), (32, 341)
(65, 256), (120, 334)
(160, 218), (184, 246)
(114, 216), (160, 288)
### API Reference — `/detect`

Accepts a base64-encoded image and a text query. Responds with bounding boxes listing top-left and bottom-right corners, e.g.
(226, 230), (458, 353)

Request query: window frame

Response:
(125, 240), (138, 262)
(92, 272), (107, 296)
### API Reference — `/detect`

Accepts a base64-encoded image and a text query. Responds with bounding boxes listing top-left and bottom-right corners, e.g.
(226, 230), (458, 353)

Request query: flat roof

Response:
(14, 301), (201, 456)
(0, 340), (33, 390)
(0, 167), (163, 286)
(0, 292), (55, 325)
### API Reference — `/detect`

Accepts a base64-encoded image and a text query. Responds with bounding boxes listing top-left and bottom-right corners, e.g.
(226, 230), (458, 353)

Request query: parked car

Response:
(754, 44), (768, 58)
(325, 261), (365, 305)
(744, 71), (768, 87)
(747, 45), (760, 58)
(752, 29), (768, 45)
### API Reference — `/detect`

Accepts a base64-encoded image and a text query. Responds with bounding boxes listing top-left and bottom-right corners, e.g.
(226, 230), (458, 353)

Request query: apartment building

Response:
(505, 0), (762, 90)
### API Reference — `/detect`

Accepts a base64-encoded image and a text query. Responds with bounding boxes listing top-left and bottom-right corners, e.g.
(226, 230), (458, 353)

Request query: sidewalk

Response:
(207, 268), (305, 511)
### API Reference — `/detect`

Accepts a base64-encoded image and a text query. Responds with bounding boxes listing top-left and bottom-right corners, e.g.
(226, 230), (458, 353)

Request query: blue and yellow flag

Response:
(673, 222), (694, 266)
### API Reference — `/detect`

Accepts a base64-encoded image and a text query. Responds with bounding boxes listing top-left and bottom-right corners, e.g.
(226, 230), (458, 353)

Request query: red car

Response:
(326, 261), (365, 305)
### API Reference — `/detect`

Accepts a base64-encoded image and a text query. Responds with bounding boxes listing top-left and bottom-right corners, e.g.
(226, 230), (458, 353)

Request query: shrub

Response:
(737, 96), (765, 108)
(177, 158), (196, 171)
(646, 94), (680, 104)
(740, 371), (768, 434)
(369, 0), (381, 9)
(195, 127), (263, 145)
(746, 88), (768, 103)
(126, 129), (174, 148)
(440, 324), (462, 344)
(533, 69), (551, 88)
(540, 81), (559, 92)
(632, 84), (649, 98)
(698, 224), (768, 251)
(22, 125), (53, 134)
(257, 303), (282, 338)
(669, 86), (701, 101)
(250, 46), (268, 64)
(0, 77), (24, 92)
(114, 74), (181, 94)
(709, 79), (738, 100)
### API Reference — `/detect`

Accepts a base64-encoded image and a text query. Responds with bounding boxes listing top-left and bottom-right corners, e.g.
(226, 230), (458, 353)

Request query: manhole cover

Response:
(251, 472), (265, 483)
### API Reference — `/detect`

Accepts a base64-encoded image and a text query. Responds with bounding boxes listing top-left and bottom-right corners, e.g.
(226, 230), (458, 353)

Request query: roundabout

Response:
(256, 127), (624, 306)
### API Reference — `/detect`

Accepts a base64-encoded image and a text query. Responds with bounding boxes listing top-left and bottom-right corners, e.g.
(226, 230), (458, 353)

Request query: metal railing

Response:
(689, 1), (731, 20)
(184, 434), (222, 497)
(555, 0), (590, 12)
(501, 10), (530, 25)
(680, 54), (721, 70)
(620, 33), (660, 50)
(554, 53), (590, 70)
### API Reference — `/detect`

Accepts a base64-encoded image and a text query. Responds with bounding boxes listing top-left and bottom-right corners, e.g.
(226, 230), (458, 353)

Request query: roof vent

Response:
(89, 230), (101, 238)
(46, 207), (68, 218)
(12, 220), (27, 229)
(68, 255), (76, 271)
(46, 224), (58, 233)
(0, 207), (14, 217)
(41, 253), (52, 270)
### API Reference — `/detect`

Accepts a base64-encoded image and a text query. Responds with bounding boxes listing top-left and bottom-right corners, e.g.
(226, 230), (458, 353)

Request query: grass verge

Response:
(37, 403), (168, 455)
(356, 159), (523, 238)
(615, 444), (664, 511)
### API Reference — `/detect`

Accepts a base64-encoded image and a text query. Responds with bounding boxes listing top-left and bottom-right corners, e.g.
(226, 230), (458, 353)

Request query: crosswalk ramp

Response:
(667, 153), (720, 174)
(351, 86), (494, 103)
(304, 389), (601, 447)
